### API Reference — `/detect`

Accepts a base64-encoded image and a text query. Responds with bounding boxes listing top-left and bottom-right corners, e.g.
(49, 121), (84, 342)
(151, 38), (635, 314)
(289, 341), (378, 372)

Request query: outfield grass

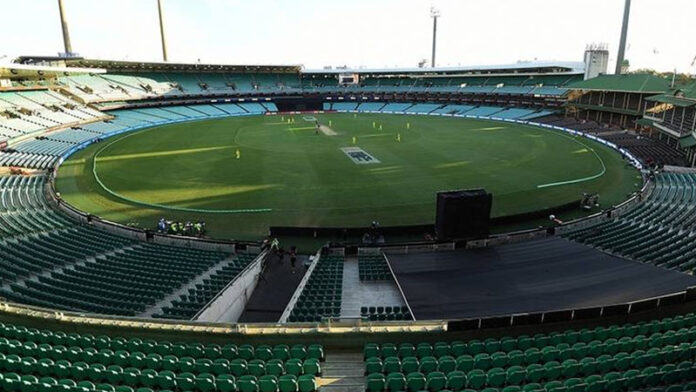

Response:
(56, 113), (642, 242)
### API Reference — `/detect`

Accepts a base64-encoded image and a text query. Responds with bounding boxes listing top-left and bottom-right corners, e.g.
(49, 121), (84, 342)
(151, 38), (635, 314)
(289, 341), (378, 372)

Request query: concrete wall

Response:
(194, 251), (268, 323)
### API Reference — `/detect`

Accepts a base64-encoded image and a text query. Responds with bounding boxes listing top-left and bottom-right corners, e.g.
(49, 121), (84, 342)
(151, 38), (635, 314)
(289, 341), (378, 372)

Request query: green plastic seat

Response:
(585, 374), (605, 392)
(544, 380), (563, 392)
(366, 358), (383, 375)
(445, 370), (466, 392)
(122, 367), (141, 386)
(416, 343), (433, 359)
(365, 344), (380, 360)
(367, 373), (386, 392)
(438, 356), (456, 374)
(419, 357), (438, 374)
(239, 345), (256, 361)
(603, 371), (624, 392)
(231, 359), (249, 376)
(286, 359), (304, 376)
(307, 345), (323, 361)
(267, 359), (285, 377)
(563, 378), (584, 392)
(274, 345), (291, 361)
(291, 345), (308, 360)
(425, 371), (447, 392)
(383, 357), (401, 375)
(239, 375), (260, 392)
(259, 375), (278, 392)
(279, 375), (298, 392)
(506, 365), (525, 385)
(256, 345), (274, 361)
(303, 358), (321, 376)
(467, 369), (486, 389)
(386, 372), (407, 392)
(156, 370), (176, 390)
(176, 372), (196, 391)
(139, 369), (159, 388)
(298, 375), (317, 392)
(406, 372), (426, 392)
(249, 359), (267, 377)
(217, 374), (237, 392)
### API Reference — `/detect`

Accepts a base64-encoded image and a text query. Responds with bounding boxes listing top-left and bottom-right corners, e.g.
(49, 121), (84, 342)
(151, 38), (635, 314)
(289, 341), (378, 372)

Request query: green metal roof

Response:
(635, 118), (654, 127)
(646, 82), (696, 107)
(645, 94), (696, 107)
(567, 74), (672, 93)
(567, 102), (641, 116)
(679, 134), (696, 148)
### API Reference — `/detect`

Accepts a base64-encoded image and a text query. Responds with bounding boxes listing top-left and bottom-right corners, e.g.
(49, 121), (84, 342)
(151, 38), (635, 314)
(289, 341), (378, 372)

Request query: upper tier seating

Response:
(0, 103), (266, 169)
(564, 172), (696, 274)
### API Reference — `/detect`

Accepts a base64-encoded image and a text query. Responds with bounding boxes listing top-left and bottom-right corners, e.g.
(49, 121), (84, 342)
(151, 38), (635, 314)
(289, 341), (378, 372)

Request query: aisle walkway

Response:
(340, 256), (405, 318)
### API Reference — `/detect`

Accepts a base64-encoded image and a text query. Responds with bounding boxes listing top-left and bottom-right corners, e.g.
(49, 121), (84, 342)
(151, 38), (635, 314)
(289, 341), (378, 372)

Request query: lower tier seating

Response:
(0, 320), (323, 392)
(288, 255), (344, 322)
(365, 312), (696, 392)
(154, 253), (258, 320)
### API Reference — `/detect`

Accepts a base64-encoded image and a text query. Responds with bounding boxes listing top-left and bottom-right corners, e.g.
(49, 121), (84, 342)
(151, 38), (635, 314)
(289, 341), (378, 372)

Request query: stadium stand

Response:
(154, 253), (258, 320)
(0, 174), (256, 318)
(287, 255), (343, 322)
(0, 319), (323, 392)
(364, 311), (696, 392)
(358, 253), (392, 282)
(564, 172), (696, 274)
(0, 175), (72, 238)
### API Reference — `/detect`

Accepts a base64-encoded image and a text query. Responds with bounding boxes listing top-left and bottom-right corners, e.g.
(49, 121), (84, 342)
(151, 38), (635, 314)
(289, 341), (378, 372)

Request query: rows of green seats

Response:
(0, 321), (323, 392)
(364, 312), (696, 392)
(29, 242), (231, 316)
(0, 225), (134, 297)
(155, 253), (258, 320)
(358, 254), (392, 281)
(287, 255), (344, 322)
(0, 175), (73, 237)
(564, 172), (696, 273)
(0, 218), (231, 316)
(360, 306), (411, 321)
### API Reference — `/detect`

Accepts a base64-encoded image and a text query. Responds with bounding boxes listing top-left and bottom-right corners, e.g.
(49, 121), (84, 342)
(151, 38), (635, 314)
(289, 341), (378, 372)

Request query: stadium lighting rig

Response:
(430, 6), (440, 68)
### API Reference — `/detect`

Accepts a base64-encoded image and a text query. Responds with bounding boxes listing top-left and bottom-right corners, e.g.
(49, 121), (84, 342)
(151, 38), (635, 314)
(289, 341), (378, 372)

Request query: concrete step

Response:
(325, 352), (364, 362)
(320, 376), (365, 387)
(320, 385), (364, 392)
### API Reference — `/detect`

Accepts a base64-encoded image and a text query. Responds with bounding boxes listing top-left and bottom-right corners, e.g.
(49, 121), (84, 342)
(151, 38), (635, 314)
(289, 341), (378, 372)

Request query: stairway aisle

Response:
(319, 351), (365, 392)
(341, 256), (406, 318)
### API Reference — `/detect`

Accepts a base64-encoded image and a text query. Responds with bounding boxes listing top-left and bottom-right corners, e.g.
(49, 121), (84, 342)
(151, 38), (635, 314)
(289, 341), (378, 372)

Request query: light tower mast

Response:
(157, 0), (168, 62)
(615, 0), (631, 74)
(57, 0), (73, 56)
(430, 6), (440, 68)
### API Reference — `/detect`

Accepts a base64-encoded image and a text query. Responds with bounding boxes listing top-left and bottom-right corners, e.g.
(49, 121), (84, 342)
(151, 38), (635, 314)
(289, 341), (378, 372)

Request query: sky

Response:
(1, 0), (695, 73)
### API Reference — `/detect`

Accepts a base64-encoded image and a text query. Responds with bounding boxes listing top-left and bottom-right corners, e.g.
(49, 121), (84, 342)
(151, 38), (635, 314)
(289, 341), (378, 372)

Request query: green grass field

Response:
(56, 113), (642, 241)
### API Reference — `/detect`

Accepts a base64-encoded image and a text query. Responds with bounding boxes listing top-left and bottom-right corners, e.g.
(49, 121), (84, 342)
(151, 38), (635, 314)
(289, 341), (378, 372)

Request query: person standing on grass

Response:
(290, 245), (298, 274)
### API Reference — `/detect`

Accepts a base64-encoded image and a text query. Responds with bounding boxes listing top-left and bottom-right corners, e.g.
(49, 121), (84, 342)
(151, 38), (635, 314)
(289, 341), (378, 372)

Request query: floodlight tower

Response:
(57, 0), (73, 56)
(430, 6), (440, 68)
(157, 0), (168, 62)
(615, 0), (631, 74)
